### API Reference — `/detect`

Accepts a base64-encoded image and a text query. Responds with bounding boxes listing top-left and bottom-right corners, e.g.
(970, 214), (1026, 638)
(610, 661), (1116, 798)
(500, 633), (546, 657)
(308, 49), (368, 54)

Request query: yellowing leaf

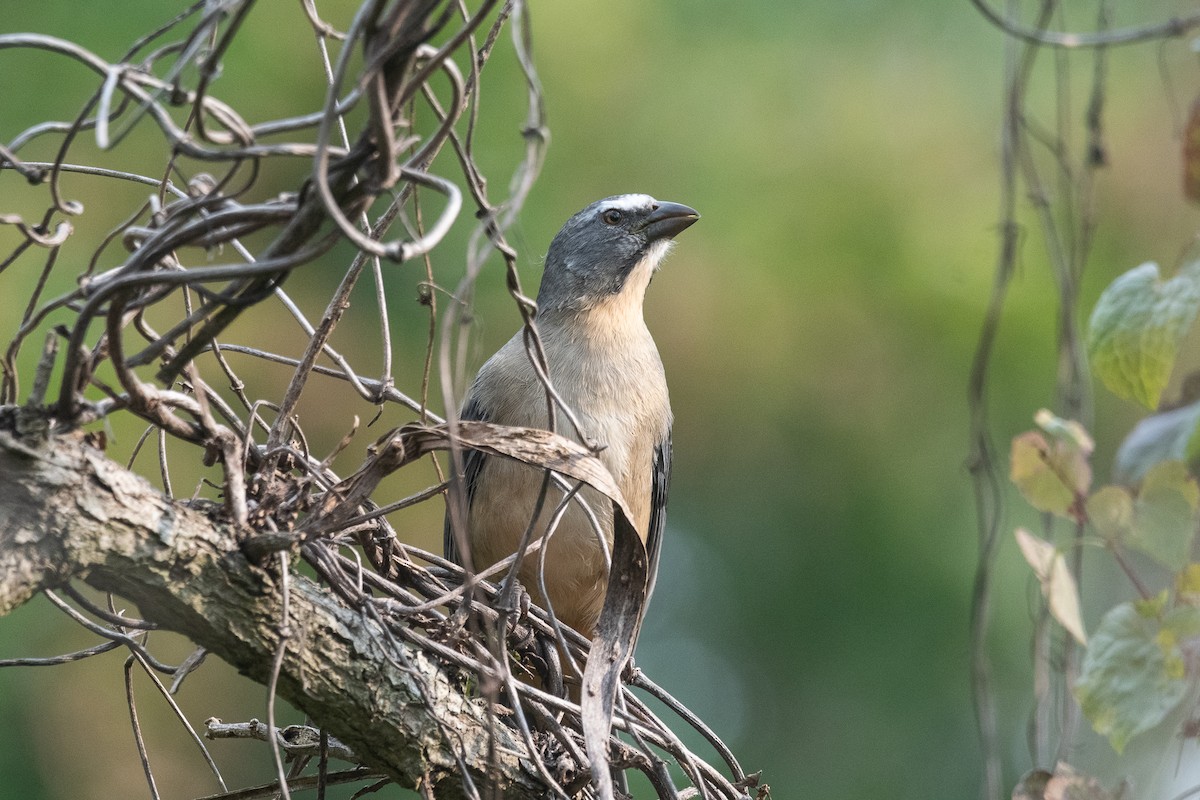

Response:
(1015, 528), (1087, 645)
(1010, 770), (1051, 800)
(1011, 431), (1090, 518)
(1176, 563), (1200, 605)
(1034, 408), (1095, 455)
(1013, 764), (1125, 800)
(1087, 261), (1200, 410)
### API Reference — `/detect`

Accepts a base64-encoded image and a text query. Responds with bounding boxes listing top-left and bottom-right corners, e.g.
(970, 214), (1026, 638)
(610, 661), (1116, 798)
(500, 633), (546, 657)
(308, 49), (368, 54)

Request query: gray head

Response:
(536, 194), (699, 311)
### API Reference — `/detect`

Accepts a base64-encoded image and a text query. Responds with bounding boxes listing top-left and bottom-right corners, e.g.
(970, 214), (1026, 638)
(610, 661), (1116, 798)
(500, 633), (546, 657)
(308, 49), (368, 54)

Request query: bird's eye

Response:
(601, 209), (623, 225)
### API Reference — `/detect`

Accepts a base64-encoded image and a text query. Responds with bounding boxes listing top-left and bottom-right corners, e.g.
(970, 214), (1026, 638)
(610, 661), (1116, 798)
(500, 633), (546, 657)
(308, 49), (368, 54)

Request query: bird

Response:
(445, 194), (699, 639)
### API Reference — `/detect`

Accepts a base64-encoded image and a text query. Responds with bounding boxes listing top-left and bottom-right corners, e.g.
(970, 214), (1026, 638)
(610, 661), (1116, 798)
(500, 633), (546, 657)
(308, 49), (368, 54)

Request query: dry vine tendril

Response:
(0, 2), (758, 799)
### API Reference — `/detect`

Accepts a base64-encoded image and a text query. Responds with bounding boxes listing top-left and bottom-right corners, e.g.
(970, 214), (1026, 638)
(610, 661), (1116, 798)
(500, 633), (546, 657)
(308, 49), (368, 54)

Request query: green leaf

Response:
(1126, 461), (1200, 570)
(1014, 528), (1087, 644)
(1086, 463), (1199, 569)
(1113, 400), (1200, 484)
(1076, 602), (1200, 752)
(1087, 260), (1200, 409)
(1134, 589), (1169, 619)
(1086, 485), (1134, 542)
(1010, 431), (1090, 518)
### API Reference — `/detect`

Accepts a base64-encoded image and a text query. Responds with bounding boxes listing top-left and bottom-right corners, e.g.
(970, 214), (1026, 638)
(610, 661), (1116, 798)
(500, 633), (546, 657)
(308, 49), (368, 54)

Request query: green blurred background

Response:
(2, 1), (1198, 798)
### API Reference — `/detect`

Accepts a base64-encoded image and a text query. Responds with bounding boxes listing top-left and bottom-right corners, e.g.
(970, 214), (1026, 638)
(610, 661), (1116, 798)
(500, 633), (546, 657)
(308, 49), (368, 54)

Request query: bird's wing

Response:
(443, 392), (490, 566)
(643, 429), (672, 605)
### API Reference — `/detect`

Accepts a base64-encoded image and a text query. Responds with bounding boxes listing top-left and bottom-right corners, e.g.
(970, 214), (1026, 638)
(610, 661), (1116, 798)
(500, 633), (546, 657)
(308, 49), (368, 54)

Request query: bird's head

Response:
(536, 194), (699, 312)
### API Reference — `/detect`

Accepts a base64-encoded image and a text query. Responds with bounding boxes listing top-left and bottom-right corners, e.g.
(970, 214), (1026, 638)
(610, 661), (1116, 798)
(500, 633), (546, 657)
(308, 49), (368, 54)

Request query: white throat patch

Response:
(596, 238), (673, 318)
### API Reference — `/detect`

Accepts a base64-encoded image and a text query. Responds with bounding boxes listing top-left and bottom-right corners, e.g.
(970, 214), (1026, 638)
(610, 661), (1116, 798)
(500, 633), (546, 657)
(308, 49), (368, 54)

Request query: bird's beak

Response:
(642, 201), (700, 241)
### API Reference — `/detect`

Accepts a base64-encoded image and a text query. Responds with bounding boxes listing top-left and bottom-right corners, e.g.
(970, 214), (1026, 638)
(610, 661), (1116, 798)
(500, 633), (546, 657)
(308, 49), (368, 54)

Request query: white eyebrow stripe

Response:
(603, 193), (655, 212)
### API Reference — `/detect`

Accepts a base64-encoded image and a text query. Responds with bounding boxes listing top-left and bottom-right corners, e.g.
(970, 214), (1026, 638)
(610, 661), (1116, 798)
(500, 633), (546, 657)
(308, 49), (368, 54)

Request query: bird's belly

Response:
(469, 456), (614, 635)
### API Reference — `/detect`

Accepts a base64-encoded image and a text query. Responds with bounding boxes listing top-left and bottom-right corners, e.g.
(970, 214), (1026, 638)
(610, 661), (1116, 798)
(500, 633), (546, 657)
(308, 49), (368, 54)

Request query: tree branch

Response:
(0, 419), (546, 799)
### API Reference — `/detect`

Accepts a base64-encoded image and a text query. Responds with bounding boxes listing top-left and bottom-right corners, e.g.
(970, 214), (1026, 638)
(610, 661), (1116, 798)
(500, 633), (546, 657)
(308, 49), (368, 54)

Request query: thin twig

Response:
(0, 2), (748, 796)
